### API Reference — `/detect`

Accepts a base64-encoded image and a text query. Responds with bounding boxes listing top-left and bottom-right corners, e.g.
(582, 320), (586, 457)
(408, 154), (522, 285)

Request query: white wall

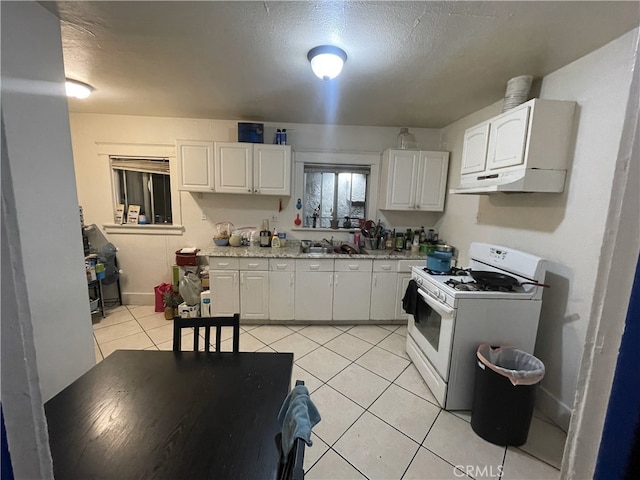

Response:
(69, 115), (442, 303)
(438, 29), (639, 429)
(1, 1), (97, 476)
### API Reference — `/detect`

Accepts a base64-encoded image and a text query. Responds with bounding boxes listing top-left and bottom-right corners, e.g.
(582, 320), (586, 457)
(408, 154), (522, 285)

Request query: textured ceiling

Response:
(46, 1), (639, 128)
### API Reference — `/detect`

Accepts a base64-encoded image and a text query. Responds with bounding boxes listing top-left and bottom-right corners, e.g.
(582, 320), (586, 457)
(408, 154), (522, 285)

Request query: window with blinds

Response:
(303, 164), (369, 228)
(110, 156), (172, 225)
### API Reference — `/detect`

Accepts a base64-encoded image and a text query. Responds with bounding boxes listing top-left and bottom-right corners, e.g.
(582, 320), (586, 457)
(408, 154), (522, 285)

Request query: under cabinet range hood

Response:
(450, 98), (576, 195)
(449, 168), (567, 194)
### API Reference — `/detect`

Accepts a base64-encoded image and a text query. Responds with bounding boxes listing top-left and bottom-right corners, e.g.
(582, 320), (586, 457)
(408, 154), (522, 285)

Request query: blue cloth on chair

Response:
(277, 384), (321, 462)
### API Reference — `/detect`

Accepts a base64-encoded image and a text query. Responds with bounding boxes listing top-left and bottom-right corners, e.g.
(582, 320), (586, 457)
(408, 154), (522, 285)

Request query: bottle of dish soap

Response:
(271, 228), (280, 248)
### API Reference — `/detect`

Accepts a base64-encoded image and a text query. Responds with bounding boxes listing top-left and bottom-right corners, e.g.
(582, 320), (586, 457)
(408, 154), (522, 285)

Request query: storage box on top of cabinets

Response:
(378, 149), (450, 211)
(451, 98), (576, 194)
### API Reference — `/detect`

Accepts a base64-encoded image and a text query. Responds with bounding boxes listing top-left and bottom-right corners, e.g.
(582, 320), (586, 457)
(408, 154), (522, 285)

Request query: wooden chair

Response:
(276, 380), (307, 480)
(172, 314), (240, 353)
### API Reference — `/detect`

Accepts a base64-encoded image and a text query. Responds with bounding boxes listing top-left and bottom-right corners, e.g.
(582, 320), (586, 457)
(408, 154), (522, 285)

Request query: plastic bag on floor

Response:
(179, 272), (201, 306)
(476, 344), (545, 386)
(154, 283), (173, 312)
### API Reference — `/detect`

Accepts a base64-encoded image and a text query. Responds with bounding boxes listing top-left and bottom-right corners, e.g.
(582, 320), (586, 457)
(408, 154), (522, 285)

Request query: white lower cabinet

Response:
(396, 260), (425, 320)
(295, 259), (334, 321)
(208, 258), (240, 317)
(333, 259), (372, 321)
(269, 259), (295, 321)
(370, 260), (399, 320)
(208, 255), (423, 322)
(240, 259), (269, 321)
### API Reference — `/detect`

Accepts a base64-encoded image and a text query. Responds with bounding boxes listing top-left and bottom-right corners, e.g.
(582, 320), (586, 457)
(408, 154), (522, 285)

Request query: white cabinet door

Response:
(240, 271), (269, 320)
(333, 272), (372, 321)
(253, 145), (291, 195)
(214, 142), (252, 193)
(415, 152), (449, 211)
(295, 271), (333, 320)
(396, 273), (413, 320)
(210, 270), (239, 316)
(177, 140), (214, 192)
(333, 259), (372, 321)
(382, 150), (419, 210)
(295, 260), (334, 321)
(270, 259), (295, 321)
(460, 123), (490, 175)
(370, 272), (398, 320)
(487, 106), (530, 171)
(269, 271), (295, 320)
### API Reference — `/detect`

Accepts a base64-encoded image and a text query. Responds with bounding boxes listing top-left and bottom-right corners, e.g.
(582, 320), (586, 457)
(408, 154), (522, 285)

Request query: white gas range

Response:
(406, 242), (547, 410)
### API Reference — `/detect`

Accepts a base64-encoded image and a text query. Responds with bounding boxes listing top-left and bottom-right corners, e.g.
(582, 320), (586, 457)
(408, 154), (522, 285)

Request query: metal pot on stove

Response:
(427, 251), (453, 272)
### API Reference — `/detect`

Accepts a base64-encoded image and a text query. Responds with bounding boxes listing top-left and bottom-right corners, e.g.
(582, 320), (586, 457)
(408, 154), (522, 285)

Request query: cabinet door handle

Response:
(219, 262), (229, 267)
(276, 264), (287, 269)
(348, 264), (359, 270)
(254, 189), (258, 193)
(248, 263), (259, 268)
(381, 265), (391, 270)
(310, 264), (320, 270)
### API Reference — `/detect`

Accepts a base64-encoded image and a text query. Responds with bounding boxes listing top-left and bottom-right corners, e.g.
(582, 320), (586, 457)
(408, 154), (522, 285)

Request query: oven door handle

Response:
(418, 288), (455, 317)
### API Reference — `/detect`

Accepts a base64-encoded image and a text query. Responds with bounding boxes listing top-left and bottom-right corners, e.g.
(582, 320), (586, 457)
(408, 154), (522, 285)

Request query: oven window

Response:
(415, 303), (442, 351)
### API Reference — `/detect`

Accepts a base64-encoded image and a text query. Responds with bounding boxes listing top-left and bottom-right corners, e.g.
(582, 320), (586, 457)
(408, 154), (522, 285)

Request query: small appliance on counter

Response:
(259, 219), (271, 247)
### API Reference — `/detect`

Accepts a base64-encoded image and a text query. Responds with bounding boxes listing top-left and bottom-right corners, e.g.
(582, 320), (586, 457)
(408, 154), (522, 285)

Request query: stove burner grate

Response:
(445, 278), (515, 292)
(423, 267), (470, 276)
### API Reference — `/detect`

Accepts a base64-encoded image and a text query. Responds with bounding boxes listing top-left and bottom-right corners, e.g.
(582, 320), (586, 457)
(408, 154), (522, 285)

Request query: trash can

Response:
(471, 344), (545, 446)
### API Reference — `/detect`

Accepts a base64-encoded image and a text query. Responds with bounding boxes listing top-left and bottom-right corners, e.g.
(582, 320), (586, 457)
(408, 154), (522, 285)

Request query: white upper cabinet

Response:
(486, 106), (530, 170)
(214, 143), (252, 193)
(460, 123), (490, 175)
(379, 149), (450, 211)
(452, 99), (576, 194)
(215, 143), (291, 195)
(176, 140), (214, 192)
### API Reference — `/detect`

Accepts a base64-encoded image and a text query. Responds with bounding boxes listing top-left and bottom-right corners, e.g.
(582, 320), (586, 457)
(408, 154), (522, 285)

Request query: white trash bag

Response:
(476, 344), (545, 386)
(179, 272), (201, 306)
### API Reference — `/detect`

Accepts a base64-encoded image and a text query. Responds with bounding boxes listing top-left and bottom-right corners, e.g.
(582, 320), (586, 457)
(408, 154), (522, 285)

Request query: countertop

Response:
(198, 243), (427, 260)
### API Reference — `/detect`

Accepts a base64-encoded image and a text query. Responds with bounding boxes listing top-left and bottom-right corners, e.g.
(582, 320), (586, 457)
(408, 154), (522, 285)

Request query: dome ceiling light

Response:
(307, 45), (347, 81)
(65, 78), (94, 99)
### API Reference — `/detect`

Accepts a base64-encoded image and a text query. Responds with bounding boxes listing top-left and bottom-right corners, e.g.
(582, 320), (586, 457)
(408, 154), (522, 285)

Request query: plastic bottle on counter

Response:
(419, 226), (427, 243)
(281, 129), (287, 145)
(275, 129), (282, 145)
(271, 228), (280, 248)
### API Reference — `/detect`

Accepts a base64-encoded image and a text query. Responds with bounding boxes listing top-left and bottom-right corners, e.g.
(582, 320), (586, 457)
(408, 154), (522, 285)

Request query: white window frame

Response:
(97, 142), (183, 235)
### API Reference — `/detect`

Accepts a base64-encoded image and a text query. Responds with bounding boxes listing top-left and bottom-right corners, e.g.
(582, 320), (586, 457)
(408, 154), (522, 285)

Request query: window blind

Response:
(110, 156), (170, 175)
(303, 164), (370, 175)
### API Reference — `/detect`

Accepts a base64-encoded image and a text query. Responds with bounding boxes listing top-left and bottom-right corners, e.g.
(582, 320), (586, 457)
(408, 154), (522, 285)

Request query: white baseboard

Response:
(537, 385), (573, 432)
(122, 292), (154, 306)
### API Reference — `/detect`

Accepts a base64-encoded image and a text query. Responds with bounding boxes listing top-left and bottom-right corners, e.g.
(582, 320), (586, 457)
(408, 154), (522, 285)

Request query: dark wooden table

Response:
(45, 350), (294, 479)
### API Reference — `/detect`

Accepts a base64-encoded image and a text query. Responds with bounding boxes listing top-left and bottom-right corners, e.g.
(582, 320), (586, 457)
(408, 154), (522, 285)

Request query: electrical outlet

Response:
(271, 214), (280, 222)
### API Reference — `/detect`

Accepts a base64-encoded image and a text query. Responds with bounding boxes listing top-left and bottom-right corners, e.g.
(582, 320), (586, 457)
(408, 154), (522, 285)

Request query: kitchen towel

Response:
(277, 384), (321, 462)
(402, 279), (420, 316)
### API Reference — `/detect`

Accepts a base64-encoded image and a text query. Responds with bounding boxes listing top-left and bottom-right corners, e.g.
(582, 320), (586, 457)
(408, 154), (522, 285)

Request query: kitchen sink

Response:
(301, 244), (368, 255)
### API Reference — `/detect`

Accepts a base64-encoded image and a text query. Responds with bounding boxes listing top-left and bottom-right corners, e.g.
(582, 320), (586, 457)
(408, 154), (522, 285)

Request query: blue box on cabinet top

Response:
(238, 122), (264, 143)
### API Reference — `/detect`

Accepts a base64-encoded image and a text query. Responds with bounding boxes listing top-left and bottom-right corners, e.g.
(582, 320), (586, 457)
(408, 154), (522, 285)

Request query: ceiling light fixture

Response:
(65, 78), (94, 99)
(307, 45), (347, 81)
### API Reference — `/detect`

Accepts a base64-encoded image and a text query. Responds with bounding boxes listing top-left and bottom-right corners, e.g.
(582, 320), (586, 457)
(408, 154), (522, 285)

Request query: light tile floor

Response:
(93, 305), (566, 480)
